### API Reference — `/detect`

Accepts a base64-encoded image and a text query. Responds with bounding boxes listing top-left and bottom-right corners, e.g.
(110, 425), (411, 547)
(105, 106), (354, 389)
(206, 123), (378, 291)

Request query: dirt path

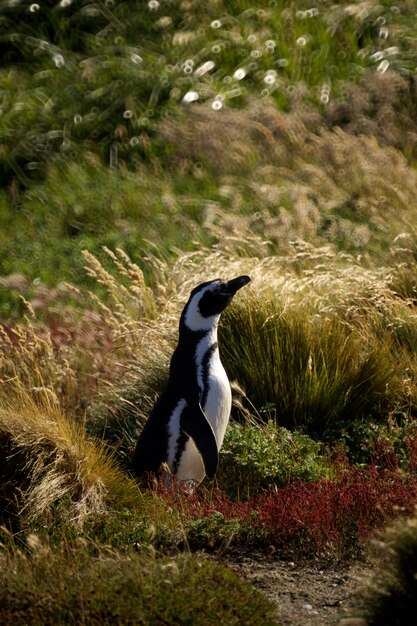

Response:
(220, 553), (369, 626)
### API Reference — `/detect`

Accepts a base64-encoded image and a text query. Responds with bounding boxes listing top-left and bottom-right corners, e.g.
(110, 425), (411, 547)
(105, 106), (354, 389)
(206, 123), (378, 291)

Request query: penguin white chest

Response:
(196, 337), (232, 448)
(174, 345), (231, 483)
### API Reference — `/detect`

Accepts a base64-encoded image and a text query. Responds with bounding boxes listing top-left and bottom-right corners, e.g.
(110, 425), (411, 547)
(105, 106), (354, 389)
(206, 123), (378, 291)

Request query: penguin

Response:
(131, 274), (251, 484)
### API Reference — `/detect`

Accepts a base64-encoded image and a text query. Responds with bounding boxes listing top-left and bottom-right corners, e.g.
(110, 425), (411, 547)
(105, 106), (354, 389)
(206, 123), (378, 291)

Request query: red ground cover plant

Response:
(253, 467), (417, 556)
(155, 465), (417, 558)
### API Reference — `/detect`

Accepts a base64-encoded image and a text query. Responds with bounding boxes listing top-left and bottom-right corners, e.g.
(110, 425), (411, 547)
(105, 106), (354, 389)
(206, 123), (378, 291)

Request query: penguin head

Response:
(181, 275), (251, 332)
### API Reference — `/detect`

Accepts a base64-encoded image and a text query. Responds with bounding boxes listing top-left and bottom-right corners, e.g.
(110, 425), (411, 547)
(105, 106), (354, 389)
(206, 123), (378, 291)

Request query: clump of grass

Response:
(325, 70), (417, 156)
(0, 300), (130, 417)
(0, 388), (146, 527)
(355, 517), (417, 626)
(0, 245), (171, 418)
(0, 541), (279, 626)
(220, 293), (397, 439)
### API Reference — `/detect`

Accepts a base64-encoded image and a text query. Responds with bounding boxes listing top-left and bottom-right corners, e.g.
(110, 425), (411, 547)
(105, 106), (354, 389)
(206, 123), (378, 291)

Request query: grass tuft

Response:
(221, 292), (397, 438)
(0, 541), (279, 626)
(356, 516), (417, 626)
(0, 388), (144, 526)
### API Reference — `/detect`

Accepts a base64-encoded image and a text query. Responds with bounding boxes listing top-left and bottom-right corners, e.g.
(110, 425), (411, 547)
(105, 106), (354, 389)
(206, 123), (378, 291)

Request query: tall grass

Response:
(67, 246), (417, 452)
(3, 243), (417, 452)
(221, 293), (397, 437)
(0, 388), (146, 526)
(3, 0), (417, 595)
(2, 244), (417, 563)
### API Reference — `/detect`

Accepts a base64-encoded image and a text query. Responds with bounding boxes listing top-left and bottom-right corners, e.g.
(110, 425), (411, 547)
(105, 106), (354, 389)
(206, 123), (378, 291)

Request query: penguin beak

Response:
(221, 275), (251, 295)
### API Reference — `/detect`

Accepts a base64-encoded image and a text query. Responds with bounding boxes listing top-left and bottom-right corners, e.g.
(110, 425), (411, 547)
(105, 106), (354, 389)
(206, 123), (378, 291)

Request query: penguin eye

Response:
(211, 282), (224, 294)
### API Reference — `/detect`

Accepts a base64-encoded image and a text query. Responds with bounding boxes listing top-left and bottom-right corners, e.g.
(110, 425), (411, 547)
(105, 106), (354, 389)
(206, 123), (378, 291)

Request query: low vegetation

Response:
(0, 540), (278, 625)
(356, 518), (417, 626)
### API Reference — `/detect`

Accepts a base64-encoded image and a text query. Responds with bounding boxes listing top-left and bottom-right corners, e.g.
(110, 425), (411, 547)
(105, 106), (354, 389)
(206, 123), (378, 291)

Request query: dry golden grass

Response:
(325, 70), (417, 156)
(0, 387), (143, 525)
(159, 95), (417, 259)
(0, 312), (77, 408)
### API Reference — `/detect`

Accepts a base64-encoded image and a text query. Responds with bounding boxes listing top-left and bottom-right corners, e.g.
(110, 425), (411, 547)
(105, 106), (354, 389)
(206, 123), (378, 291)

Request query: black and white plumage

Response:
(131, 275), (251, 484)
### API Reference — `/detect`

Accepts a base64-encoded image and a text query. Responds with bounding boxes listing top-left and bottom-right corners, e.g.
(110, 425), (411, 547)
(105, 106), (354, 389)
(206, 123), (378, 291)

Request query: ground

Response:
(220, 553), (369, 626)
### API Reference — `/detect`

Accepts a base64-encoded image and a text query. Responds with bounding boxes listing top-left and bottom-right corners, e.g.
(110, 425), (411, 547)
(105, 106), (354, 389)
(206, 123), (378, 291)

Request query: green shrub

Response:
(356, 517), (417, 626)
(0, 543), (279, 625)
(218, 421), (331, 497)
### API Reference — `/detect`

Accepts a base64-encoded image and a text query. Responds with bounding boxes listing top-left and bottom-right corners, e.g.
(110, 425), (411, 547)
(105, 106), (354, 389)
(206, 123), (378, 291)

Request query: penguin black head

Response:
(181, 275), (251, 332)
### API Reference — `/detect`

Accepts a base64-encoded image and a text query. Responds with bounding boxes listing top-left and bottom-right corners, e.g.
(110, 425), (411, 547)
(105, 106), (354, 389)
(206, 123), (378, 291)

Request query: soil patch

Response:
(219, 553), (369, 626)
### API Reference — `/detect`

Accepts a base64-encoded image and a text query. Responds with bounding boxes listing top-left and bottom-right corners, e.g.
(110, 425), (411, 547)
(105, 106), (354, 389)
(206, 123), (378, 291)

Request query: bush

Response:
(218, 421), (331, 497)
(0, 543), (279, 626)
(356, 517), (417, 626)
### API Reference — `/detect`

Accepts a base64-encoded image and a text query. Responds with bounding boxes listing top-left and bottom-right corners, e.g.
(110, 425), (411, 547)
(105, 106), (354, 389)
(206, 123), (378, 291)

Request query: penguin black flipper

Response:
(181, 402), (219, 479)
(131, 408), (169, 478)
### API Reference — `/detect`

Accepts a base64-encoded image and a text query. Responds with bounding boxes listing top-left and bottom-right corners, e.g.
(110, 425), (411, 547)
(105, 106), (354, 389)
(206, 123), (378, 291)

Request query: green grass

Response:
(220, 293), (398, 439)
(0, 542), (279, 625)
(2, 0), (417, 187)
(355, 517), (417, 625)
(0, 160), (215, 290)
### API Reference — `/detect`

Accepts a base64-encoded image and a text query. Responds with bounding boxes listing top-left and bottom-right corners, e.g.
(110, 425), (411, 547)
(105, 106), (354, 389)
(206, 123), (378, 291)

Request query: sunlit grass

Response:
(0, 540), (279, 626)
(0, 387), (148, 525)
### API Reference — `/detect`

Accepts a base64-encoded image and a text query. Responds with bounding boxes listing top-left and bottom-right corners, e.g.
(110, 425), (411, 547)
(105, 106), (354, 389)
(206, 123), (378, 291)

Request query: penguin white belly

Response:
(175, 438), (206, 483)
(174, 351), (232, 483)
(202, 358), (232, 449)
(175, 367), (231, 482)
